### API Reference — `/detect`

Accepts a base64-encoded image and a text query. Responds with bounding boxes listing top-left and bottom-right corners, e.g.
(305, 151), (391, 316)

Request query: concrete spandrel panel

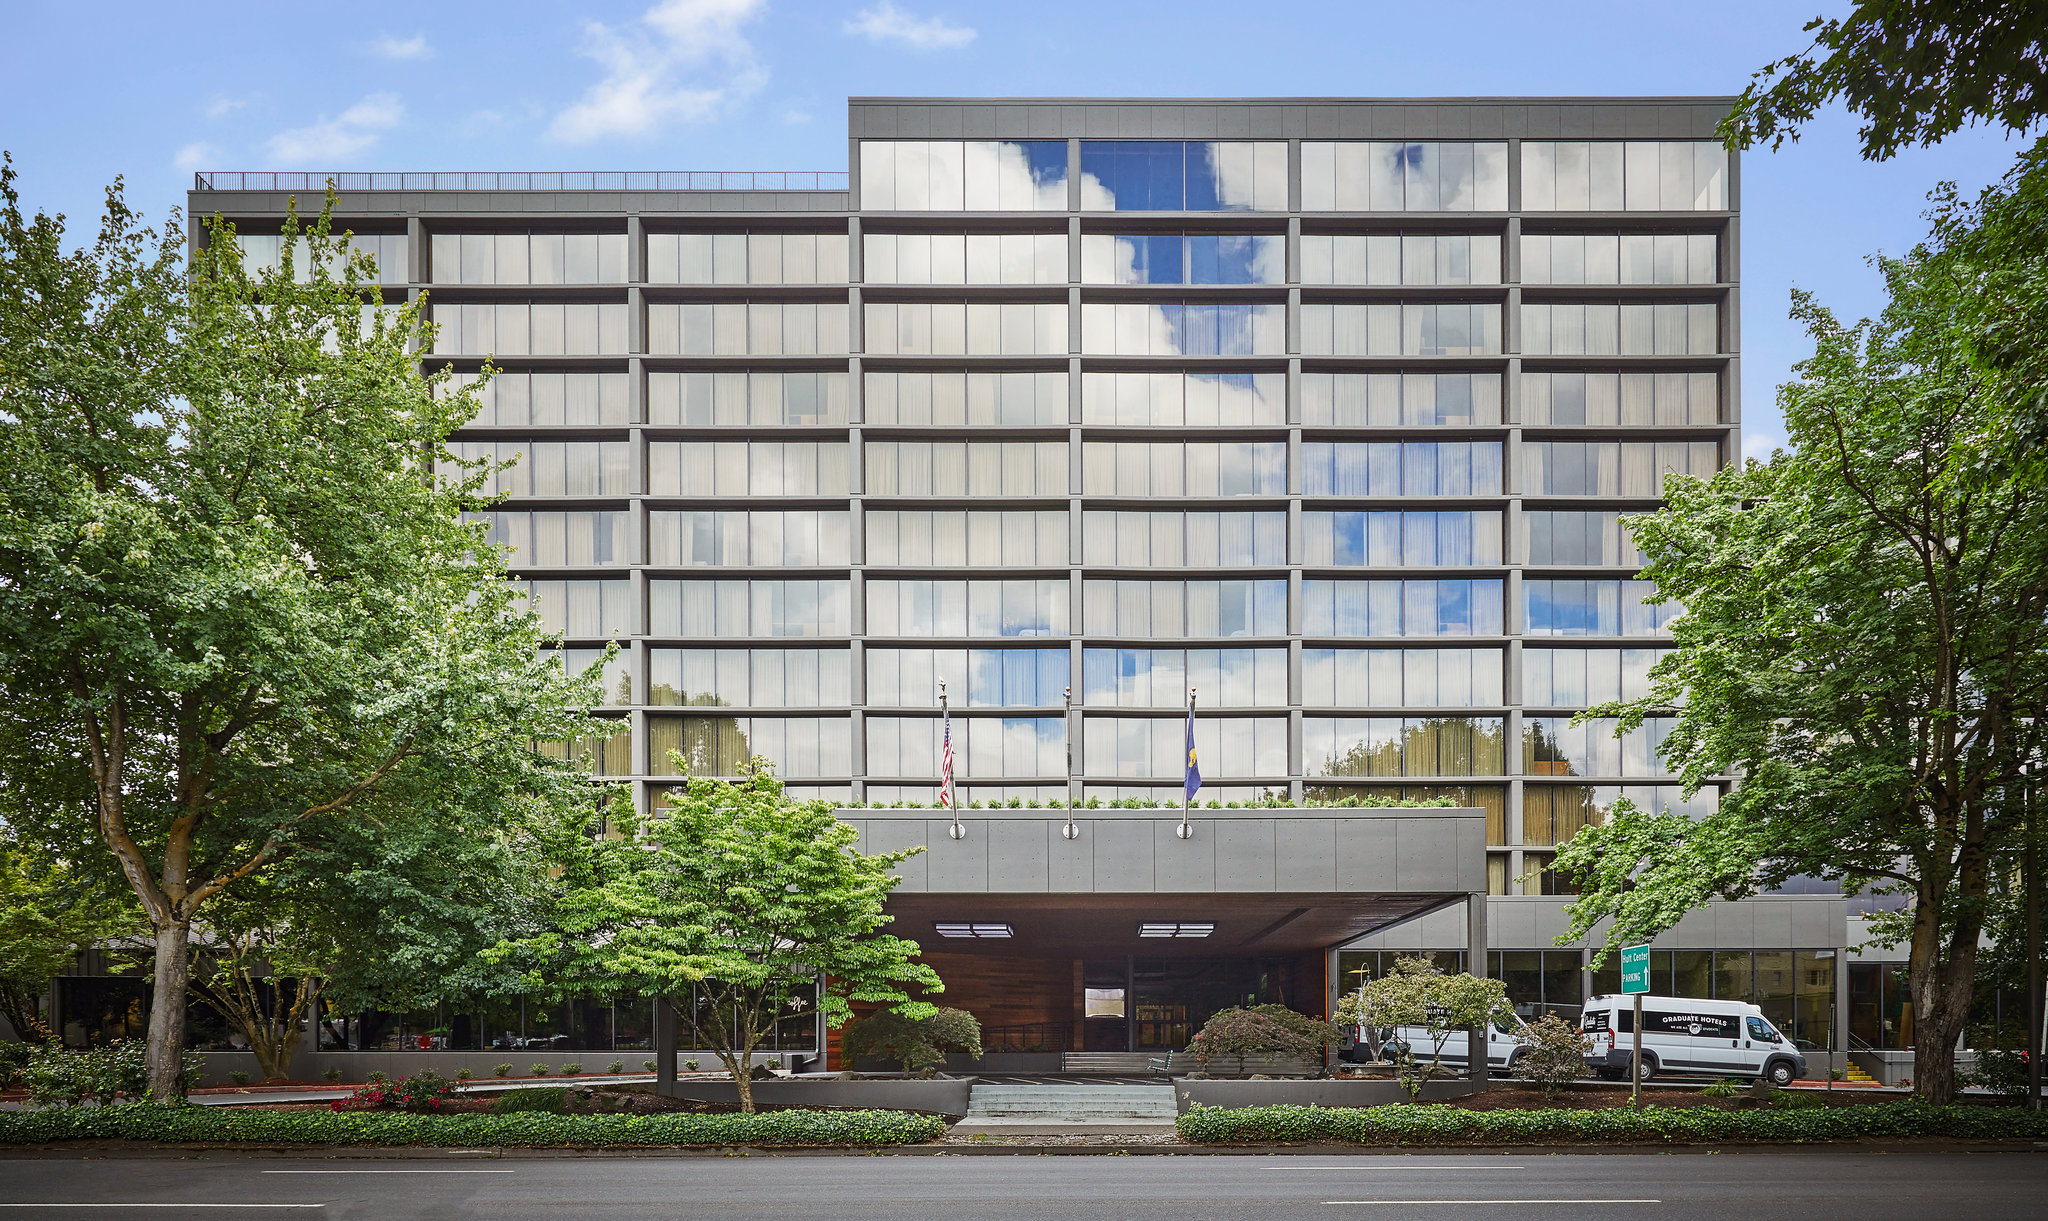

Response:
(1047, 821), (1094, 892)
(1214, 820), (1277, 892)
(1091, 819), (1157, 892)
(1750, 899), (1796, 949)
(1661, 903), (1720, 946)
(1335, 819), (1399, 891)
(1492, 898), (1540, 950)
(1791, 897), (1848, 949)
(1452, 816), (1489, 894)
(1274, 819), (1336, 891)
(985, 819), (1050, 892)
(922, 820), (989, 891)
(1154, 821), (1216, 891)
(861, 820), (930, 890)
(1394, 818), (1461, 891)
(1524, 897), (1582, 948)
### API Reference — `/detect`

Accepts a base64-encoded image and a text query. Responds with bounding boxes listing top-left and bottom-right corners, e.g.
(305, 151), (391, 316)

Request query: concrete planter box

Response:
(1174, 1077), (1476, 1113)
(657, 1076), (974, 1119)
(855, 1053), (1063, 1074)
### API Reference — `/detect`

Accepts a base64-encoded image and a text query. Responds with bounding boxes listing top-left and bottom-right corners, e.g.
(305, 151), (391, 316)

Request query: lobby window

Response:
(651, 716), (851, 778)
(1082, 647), (1287, 707)
(1521, 302), (1718, 356)
(865, 301), (1067, 356)
(1082, 579), (1288, 638)
(866, 648), (1069, 708)
(645, 232), (849, 285)
(864, 579), (1068, 637)
(1299, 303), (1503, 356)
(548, 647), (632, 707)
(1299, 233), (1502, 285)
(515, 579), (633, 638)
(865, 371), (1067, 426)
(1523, 716), (1678, 778)
(1300, 142), (1509, 212)
(1080, 511), (1288, 567)
(1521, 371), (1720, 427)
(647, 648), (851, 708)
(445, 372), (630, 427)
(433, 303), (628, 356)
(858, 140), (1069, 211)
(1300, 372), (1502, 427)
(866, 715), (1066, 778)
(1079, 141), (1288, 212)
(863, 232), (1066, 284)
(865, 510), (1068, 568)
(1084, 716), (1288, 777)
(472, 511), (630, 567)
(646, 440), (851, 497)
(1523, 579), (1681, 637)
(1522, 647), (1671, 707)
(1081, 302), (1287, 357)
(1081, 233), (1285, 284)
(1302, 579), (1505, 638)
(646, 302), (851, 356)
(1520, 141), (1729, 212)
(235, 231), (409, 285)
(1301, 441), (1503, 497)
(648, 579), (850, 638)
(646, 371), (851, 427)
(1081, 441), (1286, 497)
(647, 510), (851, 567)
(1082, 371), (1285, 427)
(1302, 510), (1504, 567)
(1304, 716), (1507, 778)
(1522, 233), (1718, 285)
(445, 439), (633, 498)
(430, 232), (627, 284)
(864, 440), (1068, 497)
(1491, 950), (1587, 1020)
(1523, 511), (1650, 567)
(1301, 648), (1505, 707)
(1522, 441), (1721, 497)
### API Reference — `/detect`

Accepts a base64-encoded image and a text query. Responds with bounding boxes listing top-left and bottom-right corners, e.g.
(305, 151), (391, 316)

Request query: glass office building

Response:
(184, 99), (1870, 1066)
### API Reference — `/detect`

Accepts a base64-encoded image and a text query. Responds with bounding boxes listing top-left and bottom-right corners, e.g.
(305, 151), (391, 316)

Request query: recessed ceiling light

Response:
(1137, 922), (1214, 938)
(935, 922), (1013, 938)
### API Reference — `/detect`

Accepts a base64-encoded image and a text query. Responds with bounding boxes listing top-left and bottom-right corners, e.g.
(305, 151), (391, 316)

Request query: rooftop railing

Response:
(194, 171), (850, 192)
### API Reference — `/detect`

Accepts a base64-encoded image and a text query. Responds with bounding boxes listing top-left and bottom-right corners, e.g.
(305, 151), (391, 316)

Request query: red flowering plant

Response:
(330, 1069), (457, 1113)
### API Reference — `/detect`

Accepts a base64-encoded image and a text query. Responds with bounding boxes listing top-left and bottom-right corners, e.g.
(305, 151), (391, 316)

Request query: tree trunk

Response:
(145, 921), (192, 1101)
(728, 1049), (754, 1114)
(1908, 875), (1984, 1105)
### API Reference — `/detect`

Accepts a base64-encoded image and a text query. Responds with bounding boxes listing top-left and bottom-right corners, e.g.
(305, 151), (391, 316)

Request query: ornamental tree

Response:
(0, 163), (602, 1098)
(1553, 242), (2048, 1103)
(840, 1006), (982, 1076)
(1185, 1004), (1341, 1077)
(497, 760), (942, 1113)
(1335, 957), (1509, 1099)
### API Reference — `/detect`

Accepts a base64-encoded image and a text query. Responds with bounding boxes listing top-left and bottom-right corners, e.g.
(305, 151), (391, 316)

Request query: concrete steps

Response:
(962, 1083), (1179, 1128)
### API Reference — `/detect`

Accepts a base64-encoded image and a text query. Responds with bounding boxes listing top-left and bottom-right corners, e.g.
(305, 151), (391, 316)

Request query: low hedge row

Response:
(1175, 1100), (2048, 1145)
(0, 1106), (946, 1148)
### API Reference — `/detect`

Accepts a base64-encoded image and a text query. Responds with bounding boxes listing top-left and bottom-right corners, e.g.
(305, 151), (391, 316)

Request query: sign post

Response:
(1621, 944), (1651, 1110)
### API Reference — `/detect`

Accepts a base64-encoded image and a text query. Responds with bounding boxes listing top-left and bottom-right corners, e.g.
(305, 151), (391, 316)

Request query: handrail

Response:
(194, 171), (850, 193)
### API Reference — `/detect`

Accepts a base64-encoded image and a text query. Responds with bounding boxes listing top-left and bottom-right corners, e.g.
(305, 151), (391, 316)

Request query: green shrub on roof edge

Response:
(0, 1106), (946, 1148)
(1174, 1101), (2048, 1145)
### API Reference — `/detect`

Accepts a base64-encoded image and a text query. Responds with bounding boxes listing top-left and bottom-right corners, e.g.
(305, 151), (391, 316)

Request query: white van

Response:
(1579, 995), (1807, 1086)
(1341, 1013), (1534, 1076)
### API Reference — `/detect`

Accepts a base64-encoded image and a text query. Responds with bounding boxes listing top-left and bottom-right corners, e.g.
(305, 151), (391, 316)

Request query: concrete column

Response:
(1467, 891), (1490, 1089)
(655, 996), (677, 1090)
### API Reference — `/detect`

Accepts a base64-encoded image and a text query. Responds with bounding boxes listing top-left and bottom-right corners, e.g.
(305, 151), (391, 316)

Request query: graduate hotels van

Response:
(1580, 995), (1808, 1086)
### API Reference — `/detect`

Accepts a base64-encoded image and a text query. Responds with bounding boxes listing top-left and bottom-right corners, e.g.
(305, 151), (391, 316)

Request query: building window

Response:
(648, 648), (851, 708)
(1521, 647), (1671, 707)
(1300, 303), (1503, 356)
(1083, 716), (1288, 777)
(433, 303), (629, 356)
(1522, 716), (1679, 778)
(1082, 579), (1288, 638)
(1080, 302), (1286, 356)
(444, 440), (633, 497)
(1302, 511), (1504, 567)
(864, 579), (1068, 637)
(865, 510), (1067, 568)
(1300, 233), (1502, 285)
(648, 580), (850, 638)
(650, 716), (852, 778)
(1081, 233), (1285, 284)
(472, 511), (631, 567)
(1522, 441), (1721, 497)
(1302, 579), (1505, 638)
(1521, 302), (1718, 356)
(1301, 442), (1503, 497)
(1304, 717), (1508, 778)
(864, 440), (1068, 497)
(1522, 233), (1717, 284)
(864, 302), (1067, 355)
(1080, 511), (1288, 567)
(864, 233), (1066, 284)
(645, 232), (850, 284)
(646, 303), (851, 356)
(1523, 579), (1681, 637)
(235, 232), (410, 285)
(429, 232), (627, 284)
(1300, 142), (1510, 212)
(1301, 648), (1505, 707)
(1519, 141), (1729, 212)
(1078, 141), (1288, 212)
(1082, 371), (1285, 427)
(1082, 647), (1287, 707)
(866, 716), (1066, 777)
(1522, 511), (1649, 567)
(515, 579), (632, 638)
(646, 441), (852, 497)
(646, 371), (851, 427)
(866, 648), (1069, 707)
(445, 372), (630, 427)
(1300, 373), (1503, 428)
(864, 371), (1066, 426)
(858, 140), (1069, 211)
(647, 510), (852, 567)
(1521, 371), (1719, 427)
(1081, 442), (1286, 497)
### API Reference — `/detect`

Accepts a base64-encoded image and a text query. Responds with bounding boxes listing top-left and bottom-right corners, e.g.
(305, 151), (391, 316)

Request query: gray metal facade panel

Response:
(986, 818), (1050, 891)
(1334, 818), (1399, 891)
(1047, 822), (1095, 891)
(1213, 819), (1278, 892)
(1153, 821), (1217, 891)
(864, 820), (931, 889)
(1091, 819), (1157, 891)
(924, 819), (990, 890)
(1273, 817), (1337, 891)
(1394, 818), (1460, 892)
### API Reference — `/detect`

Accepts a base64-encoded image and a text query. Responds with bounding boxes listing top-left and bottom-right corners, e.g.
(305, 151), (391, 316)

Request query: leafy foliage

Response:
(1334, 958), (1509, 1099)
(0, 843), (134, 1042)
(1175, 1100), (2048, 1145)
(489, 1087), (569, 1115)
(1721, 2), (2048, 160)
(19, 1040), (197, 1106)
(0, 1106), (947, 1147)
(1513, 1015), (1591, 1097)
(330, 1069), (454, 1113)
(1185, 1005), (1341, 1076)
(841, 1006), (982, 1075)
(491, 762), (941, 1112)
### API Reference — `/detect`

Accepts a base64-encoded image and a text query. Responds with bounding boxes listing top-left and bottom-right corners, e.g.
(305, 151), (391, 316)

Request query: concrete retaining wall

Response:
(189, 1050), (801, 1089)
(655, 1076), (975, 1119)
(1174, 1077), (1476, 1113)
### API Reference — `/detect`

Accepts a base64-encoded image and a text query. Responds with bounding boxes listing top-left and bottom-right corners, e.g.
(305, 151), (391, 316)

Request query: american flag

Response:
(938, 707), (955, 809)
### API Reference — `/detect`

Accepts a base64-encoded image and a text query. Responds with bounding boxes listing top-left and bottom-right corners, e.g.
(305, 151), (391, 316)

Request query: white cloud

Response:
(173, 142), (221, 173)
(782, 107), (812, 125)
(548, 0), (768, 144)
(371, 33), (433, 60)
(843, 2), (975, 49)
(202, 94), (247, 119)
(1742, 431), (1784, 461)
(264, 94), (404, 165)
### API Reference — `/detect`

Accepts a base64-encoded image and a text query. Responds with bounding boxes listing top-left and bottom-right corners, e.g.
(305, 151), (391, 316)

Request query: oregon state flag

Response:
(1183, 704), (1202, 802)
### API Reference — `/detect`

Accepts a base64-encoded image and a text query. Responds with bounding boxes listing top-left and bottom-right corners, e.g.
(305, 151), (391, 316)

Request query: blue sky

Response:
(3, 0), (2034, 453)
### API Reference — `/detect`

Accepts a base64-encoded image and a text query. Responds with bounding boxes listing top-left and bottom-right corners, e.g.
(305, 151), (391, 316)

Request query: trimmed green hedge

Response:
(0, 1105), (945, 1148)
(1176, 1101), (2048, 1145)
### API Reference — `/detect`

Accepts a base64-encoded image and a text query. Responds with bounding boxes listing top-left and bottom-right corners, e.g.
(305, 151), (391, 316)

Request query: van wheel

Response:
(1766, 1060), (1796, 1087)
(1630, 1055), (1657, 1084)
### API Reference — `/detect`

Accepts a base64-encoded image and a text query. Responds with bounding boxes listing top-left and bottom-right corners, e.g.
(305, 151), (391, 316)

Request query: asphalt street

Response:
(1, 1150), (2045, 1220)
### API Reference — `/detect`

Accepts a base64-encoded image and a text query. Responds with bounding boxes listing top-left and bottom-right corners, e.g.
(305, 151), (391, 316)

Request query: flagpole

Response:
(941, 678), (964, 839)
(1061, 685), (1078, 840)
(1177, 687), (1196, 840)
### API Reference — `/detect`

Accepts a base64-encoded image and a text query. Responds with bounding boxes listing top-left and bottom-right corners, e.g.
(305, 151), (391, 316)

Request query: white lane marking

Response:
(1265, 1166), (1526, 1170)
(0, 1206), (324, 1211)
(1326, 1201), (1660, 1206)
(262, 1169), (514, 1174)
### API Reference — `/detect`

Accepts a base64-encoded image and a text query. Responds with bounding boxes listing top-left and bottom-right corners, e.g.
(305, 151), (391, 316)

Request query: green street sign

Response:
(1620, 943), (1652, 995)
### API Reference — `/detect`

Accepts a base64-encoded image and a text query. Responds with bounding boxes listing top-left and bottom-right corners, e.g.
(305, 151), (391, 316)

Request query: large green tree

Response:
(496, 760), (941, 1113)
(1554, 243), (2048, 1102)
(0, 160), (600, 1099)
